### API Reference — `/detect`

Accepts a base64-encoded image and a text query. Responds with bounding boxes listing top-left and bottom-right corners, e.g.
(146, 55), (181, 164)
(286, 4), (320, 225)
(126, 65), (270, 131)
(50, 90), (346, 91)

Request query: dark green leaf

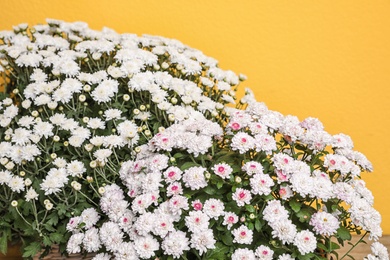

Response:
(22, 242), (41, 258)
(180, 162), (200, 171)
(289, 200), (301, 213)
(221, 232), (233, 246)
(245, 205), (255, 213)
(337, 226), (352, 241)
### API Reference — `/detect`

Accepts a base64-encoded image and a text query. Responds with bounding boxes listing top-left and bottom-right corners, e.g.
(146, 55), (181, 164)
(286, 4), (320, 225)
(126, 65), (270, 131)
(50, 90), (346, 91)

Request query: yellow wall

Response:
(1, 0), (390, 234)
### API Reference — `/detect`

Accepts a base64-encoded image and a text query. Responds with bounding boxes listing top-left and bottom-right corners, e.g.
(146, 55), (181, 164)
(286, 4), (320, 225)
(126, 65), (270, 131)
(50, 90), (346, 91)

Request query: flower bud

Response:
(0, 158), (8, 165)
(170, 97), (178, 105)
(84, 143), (94, 152)
(44, 199), (50, 205)
(240, 216), (246, 222)
(161, 62), (169, 70)
(205, 172), (211, 179)
(139, 105), (146, 111)
(79, 94), (86, 102)
(19, 171), (26, 177)
(98, 187), (105, 194)
(83, 85), (91, 92)
(153, 64), (160, 70)
(133, 109), (140, 115)
(50, 153), (57, 159)
(168, 114), (175, 122)
(86, 176), (93, 183)
(123, 94), (130, 101)
(249, 213), (255, 219)
(31, 110), (39, 117)
(92, 52), (102, 60)
(48, 101), (58, 110)
(22, 100), (31, 109)
(90, 161), (97, 168)
(12, 89), (19, 94)
(134, 146), (141, 153)
(45, 202), (53, 210)
(24, 178), (32, 186)
(11, 200), (18, 207)
(235, 176), (242, 183)
(5, 162), (15, 170)
(63, 141), (69, 147)
(144, 130), (151, 137)
(53, 135), (60, 142)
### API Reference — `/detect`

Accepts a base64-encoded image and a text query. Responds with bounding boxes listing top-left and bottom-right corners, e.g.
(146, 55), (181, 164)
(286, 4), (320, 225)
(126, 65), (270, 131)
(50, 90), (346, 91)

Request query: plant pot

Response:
(0, 244), (22, 260)
(33, 246), (95, 260)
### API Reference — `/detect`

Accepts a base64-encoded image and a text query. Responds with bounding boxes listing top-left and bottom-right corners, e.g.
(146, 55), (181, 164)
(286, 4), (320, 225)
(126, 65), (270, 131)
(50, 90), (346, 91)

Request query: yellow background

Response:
(1, 0), (390, 234)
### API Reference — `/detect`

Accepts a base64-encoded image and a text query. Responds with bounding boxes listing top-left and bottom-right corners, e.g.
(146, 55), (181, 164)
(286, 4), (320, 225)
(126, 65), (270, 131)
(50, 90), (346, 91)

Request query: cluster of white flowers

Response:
(1, 19), (387, 259)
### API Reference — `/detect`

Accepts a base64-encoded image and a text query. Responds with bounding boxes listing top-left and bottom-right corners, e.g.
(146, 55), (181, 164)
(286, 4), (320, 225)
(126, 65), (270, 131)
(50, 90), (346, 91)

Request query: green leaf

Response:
(180, 162), (200, 171)
(337, 226), (352, 241)
(43, 236), (52, 247)
(22, 242), (41, 258)
(46, 213), (59, 226)
(245, 205), (255, 213)
(221, 232), (233, 246)
(56, 203), (67, 216)
(289, 200), (301, 213)
(255, 218), (262, 232)
(0, 231), (8, 254)
(50, 233), (64, 244)
(216, 180), (224, 189)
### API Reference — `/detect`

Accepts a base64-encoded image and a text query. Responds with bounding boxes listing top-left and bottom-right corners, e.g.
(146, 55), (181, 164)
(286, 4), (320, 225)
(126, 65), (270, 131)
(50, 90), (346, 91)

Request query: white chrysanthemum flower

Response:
(231, 132), (255, 154)
(103, 108), (122, 121)
(34, 121), (54, 138)
(163, 166), (183, 183)
(231, 248), (256, 260)
(66, 160), (86, 177)
(271, 220), (297, 244)
(166, 182), (183, 197)
(232, 188), (252, 207)
(212, 163), (232, 179)
(66, 233), (84, 254)
(17, 115), (35, 128)
(94, 149), (112, 163)
(242, 161), (264, 176)
(185, 211), (210, 233)
(83, 227), (101, 252)
(168, 195), (189, 216)
(81, 208), (100, 229)
(133, 235), (159, 259)
(232, 225), (253, 244)
(222, 212), (239, 230)
(99, 221), (124, 252)
(278, 253), (295, 260)
(289, 172), (313, 197)
(161, 230), (190, 259)
(87, 118), (105, 129)
(11, 128), (31, 145)
(0, 170), (12, 185)
(254, 133), (277, 154)
(263, 200), (290, 226)
(309, 211), (339, 236)
(294, 230), (317, 255)
(53, 157), (67, 168)
(255, 245), (274, 260)
(203, 198), (225, 220)
(182, 166), (207, 190)
(190, 229), (216, 255)
(250, 173), (274, 195)
(7, 175), (25, 193)
(152, 214), (175, 238)
(25, 187), (39, 202)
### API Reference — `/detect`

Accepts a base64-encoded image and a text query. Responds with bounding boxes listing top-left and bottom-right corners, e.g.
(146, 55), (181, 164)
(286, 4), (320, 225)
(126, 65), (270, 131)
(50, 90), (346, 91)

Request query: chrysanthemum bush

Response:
(0, 19), (388, 259)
